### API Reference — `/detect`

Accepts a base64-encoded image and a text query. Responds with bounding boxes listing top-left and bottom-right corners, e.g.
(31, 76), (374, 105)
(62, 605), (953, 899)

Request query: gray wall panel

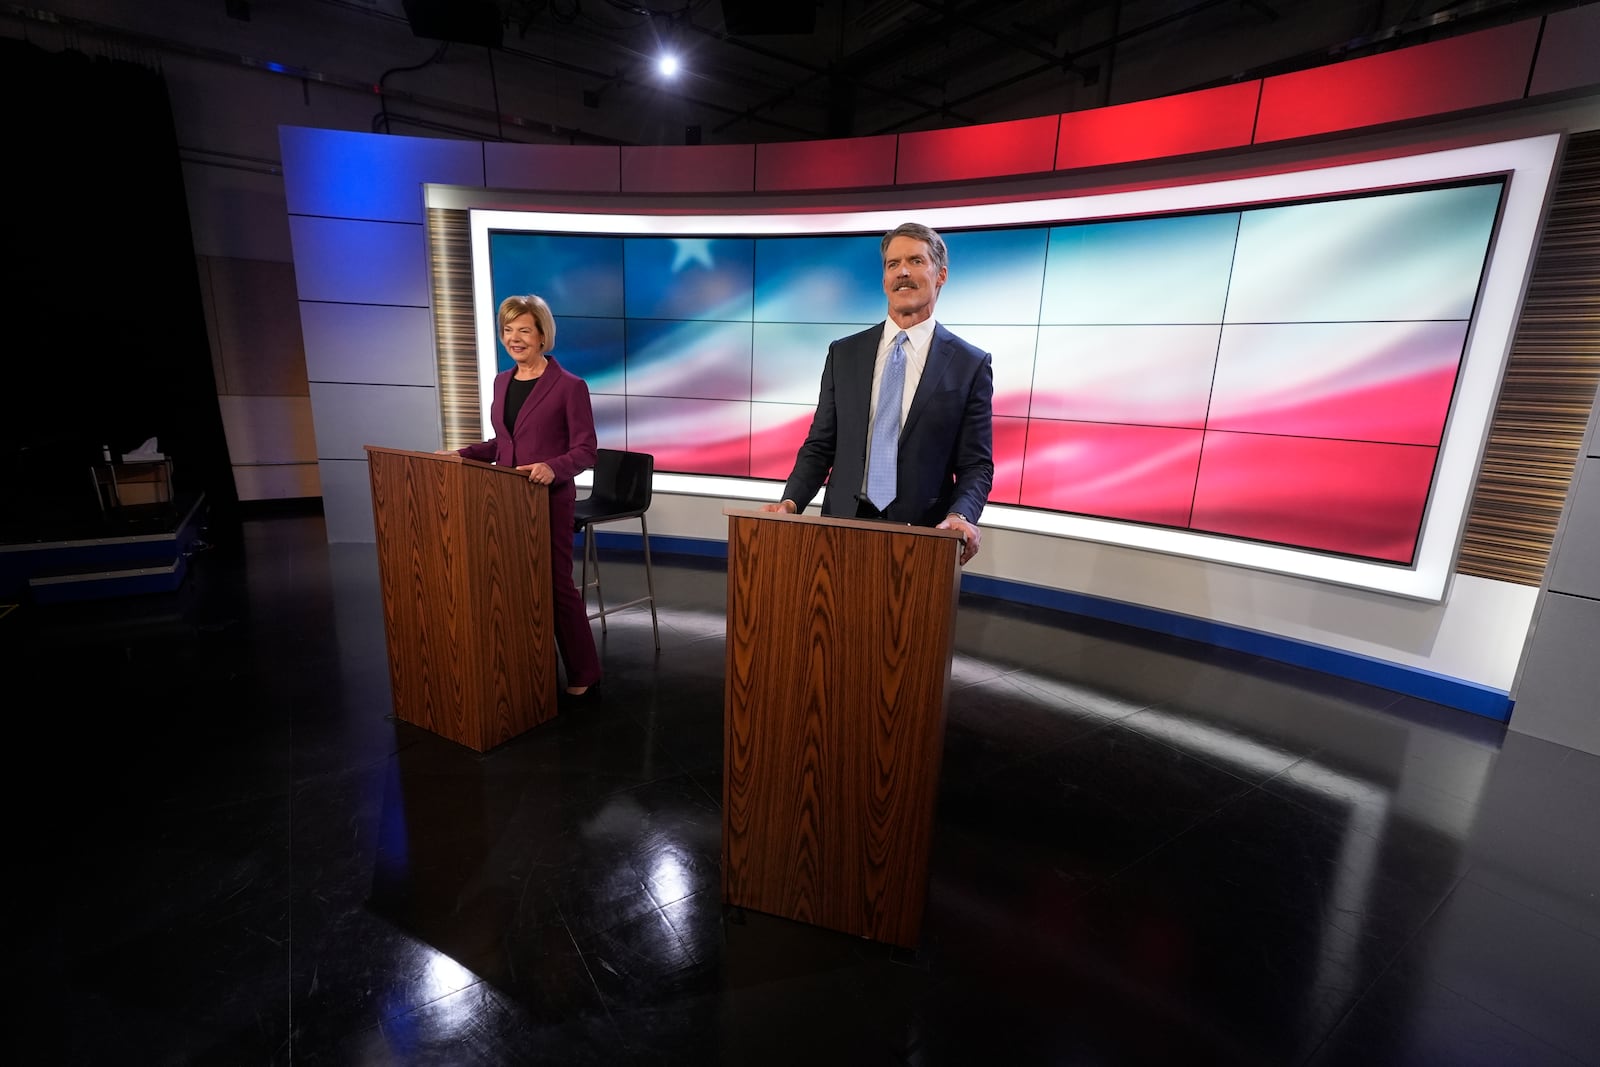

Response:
(302, 303), (437, 387)
(1511, 592), (1600, 753)
(484, 143), (620, 192)
(318, 458), (378, 544)
(289, 217), (429, 307)
(1549, 462), (1600, 599)
(309, 382), (440, 460)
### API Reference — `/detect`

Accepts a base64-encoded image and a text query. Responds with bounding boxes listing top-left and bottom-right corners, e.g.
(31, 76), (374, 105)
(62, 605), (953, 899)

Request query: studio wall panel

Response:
(896, 115), (1060, 184)
(182, 165), (294, 262)
(288, 217), (430, 307)
(1055, 82), (1260, 170)
(1548, 463), (1600, 600)
(755, 135), (898, 191)
(1255, 22), (1540, 143)
(203, 257), (307, 397)
(217, 395), (318, 466)
(231, 462), (321, 502)
(1510, 591), (1600, 754)
(1529, 4), (1600, 98)
(318, 457), (378, 543)
(484, 143), (620, 192)
(308, 382), (439, 459)
(620, 144), (755, 193)
(301, 303), (438, 387)
(280, 125), (484, 223)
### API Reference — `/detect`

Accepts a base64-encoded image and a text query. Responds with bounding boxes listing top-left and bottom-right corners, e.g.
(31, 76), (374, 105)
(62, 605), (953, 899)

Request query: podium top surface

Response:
(723, 506), (963, 541)
(364, 445), (545, 484)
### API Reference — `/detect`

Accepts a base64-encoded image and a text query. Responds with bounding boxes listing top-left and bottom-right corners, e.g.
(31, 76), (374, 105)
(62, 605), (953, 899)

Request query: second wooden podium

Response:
(366, 446), (559, 752)
(721, 508), (963, 947)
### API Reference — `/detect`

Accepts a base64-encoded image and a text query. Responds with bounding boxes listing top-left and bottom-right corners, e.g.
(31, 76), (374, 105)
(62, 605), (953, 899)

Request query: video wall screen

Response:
(462, 135), (1558, 600)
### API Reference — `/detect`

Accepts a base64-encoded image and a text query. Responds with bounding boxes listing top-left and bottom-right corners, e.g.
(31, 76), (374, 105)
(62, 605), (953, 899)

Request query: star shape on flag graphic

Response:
(670, 238), (715, 271)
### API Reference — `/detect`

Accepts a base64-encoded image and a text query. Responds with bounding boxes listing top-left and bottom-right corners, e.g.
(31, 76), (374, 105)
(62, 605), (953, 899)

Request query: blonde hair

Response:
(497, 294), (556, 353)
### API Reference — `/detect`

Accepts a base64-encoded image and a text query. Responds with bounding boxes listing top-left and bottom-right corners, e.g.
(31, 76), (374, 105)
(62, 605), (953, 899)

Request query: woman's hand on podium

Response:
(518, 462), (555, 485)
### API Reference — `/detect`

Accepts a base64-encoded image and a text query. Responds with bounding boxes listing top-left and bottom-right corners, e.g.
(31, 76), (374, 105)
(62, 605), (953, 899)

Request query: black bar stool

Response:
(572, 449), (659, 651)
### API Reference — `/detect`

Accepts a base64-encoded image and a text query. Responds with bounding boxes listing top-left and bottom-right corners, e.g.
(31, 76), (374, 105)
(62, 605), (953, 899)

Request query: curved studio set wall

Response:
(284, 12), (1600, 722)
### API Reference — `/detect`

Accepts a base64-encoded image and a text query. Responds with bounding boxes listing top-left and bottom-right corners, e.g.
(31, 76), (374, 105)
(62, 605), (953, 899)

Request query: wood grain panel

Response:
(1458, 131), (1600, 584)
(722, 510), (961, 947)
(368, 446), (557, 751)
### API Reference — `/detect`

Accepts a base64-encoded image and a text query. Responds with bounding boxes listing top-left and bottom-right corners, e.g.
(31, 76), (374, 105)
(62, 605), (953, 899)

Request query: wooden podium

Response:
(365, 446), (558, 752)
(721, 507), (963, 947)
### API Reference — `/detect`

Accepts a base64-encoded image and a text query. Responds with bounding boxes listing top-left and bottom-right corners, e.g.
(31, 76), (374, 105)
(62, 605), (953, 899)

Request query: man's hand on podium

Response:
(760, 499), (797, 514)
(937, 513), (981, 566)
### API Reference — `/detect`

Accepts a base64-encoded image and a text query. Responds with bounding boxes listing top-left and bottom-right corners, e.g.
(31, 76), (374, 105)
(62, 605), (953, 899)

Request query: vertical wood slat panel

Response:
(1459, 131), (1600, 584)
(429, 207), (479, 450)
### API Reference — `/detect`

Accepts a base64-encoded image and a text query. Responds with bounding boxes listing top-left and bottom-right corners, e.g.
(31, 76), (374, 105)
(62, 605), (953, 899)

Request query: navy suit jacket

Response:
(781, 322), (994, 526)
(458, 357), (597, 510)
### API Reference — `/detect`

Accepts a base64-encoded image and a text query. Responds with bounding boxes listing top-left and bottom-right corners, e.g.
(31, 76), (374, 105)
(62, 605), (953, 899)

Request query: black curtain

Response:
(2, 39), (239, 542)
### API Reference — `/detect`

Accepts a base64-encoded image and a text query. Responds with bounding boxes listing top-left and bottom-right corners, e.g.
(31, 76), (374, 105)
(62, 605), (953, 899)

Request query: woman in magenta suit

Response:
(452, 294), (602, 698)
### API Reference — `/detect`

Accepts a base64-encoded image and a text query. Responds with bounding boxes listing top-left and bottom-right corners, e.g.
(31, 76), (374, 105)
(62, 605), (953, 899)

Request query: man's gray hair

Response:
(881, 222), (948, 273)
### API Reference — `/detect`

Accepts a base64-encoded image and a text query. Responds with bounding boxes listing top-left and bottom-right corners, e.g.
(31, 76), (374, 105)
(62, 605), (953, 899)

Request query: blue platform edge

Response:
(582, 531), (1515, 723)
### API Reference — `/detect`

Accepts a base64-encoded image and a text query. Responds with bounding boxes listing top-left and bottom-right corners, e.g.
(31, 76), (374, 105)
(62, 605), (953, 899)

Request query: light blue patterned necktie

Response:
(866, 330), (908, 512)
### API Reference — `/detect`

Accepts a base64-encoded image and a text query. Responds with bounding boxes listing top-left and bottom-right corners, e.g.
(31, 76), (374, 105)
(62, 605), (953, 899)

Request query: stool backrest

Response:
(589, 449), (654, 517)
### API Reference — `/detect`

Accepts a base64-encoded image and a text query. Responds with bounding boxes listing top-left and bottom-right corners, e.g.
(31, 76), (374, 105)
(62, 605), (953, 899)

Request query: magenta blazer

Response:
(458, 358), (597, 505)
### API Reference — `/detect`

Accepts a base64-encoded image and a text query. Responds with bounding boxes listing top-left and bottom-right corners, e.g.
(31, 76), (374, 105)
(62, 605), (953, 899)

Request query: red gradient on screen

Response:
(1190, 432), (1438, 562)
(990, 417), (1028, 505)
(1020, 422), (1204, 526)
(625, 398), (752, 476)
(1207, 363), (1461, 445)
(749, 413), (813, 480)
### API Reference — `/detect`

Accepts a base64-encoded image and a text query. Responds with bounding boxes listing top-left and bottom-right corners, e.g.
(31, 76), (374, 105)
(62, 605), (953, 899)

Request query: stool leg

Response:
(580, 525), (592, 615)
(640, 514), (659, 652)
(589, 525), (606, 633)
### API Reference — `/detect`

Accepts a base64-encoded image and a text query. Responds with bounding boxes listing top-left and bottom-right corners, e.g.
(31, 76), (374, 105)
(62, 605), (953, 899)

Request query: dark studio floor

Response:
(5, 510), (1597, 1066)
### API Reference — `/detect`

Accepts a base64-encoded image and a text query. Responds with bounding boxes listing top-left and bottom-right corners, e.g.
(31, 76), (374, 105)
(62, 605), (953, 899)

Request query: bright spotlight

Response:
(657, 53), (679, 78)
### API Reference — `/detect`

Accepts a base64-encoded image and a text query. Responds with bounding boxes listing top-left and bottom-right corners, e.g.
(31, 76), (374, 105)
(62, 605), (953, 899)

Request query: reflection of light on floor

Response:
(1004, 666), (1405, 1045)
(421, 950), (479, 1006)
(650, 850), (690, 905)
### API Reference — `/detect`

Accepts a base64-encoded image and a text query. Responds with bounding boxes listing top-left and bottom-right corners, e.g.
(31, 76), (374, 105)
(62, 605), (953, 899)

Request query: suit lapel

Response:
(512, 363), (558, 436)
(843, 330), (876, 430)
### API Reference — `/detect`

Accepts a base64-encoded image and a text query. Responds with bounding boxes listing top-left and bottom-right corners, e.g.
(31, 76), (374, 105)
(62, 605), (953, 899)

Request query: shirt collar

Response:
(882, 318), (937, 352)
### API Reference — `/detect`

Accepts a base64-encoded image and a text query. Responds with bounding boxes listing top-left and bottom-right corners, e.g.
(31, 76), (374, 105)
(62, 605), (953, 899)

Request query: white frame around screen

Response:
(466, 134), (1560, 602)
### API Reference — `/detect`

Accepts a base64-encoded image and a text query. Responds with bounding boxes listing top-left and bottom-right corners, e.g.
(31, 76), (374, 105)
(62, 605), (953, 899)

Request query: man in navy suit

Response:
(764, 222), (994, 564)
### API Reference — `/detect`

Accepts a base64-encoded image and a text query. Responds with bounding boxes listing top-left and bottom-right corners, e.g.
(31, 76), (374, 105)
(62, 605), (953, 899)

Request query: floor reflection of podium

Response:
(366, 734), (569, 993)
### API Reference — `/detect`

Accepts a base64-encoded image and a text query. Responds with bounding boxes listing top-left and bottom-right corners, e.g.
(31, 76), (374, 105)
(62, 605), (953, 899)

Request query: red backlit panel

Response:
(1255, 21), (1539, 143)
(1056, 82), (1261, 171)
(620, 144), (756, 193)
(484, 143), (620, 192)
(1019, 422), (1203, 527)
(896, 115), (1060, 185)
(991, 416), (1028, 506)
(1190, 433), (1438, 563)
(749, 403), (814, 481)
(755, 135), (898, 192)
